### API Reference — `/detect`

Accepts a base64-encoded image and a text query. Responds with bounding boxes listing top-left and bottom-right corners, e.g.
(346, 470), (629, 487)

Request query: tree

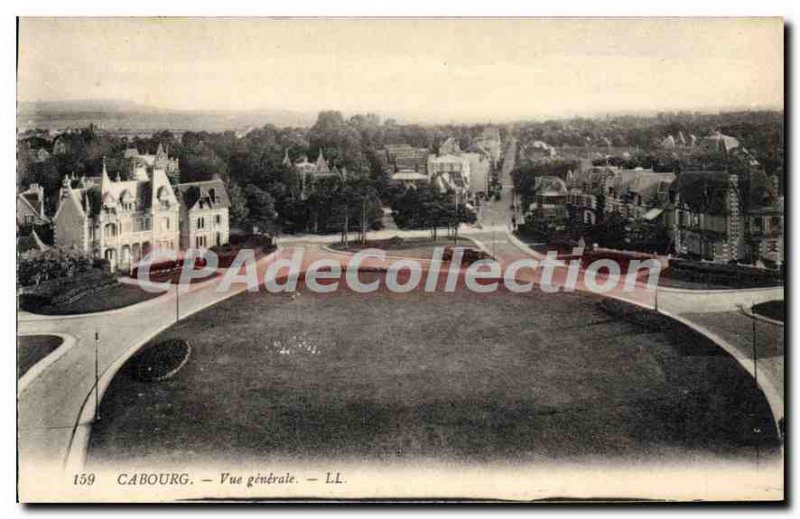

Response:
(227, 181), (249, 228)
(243, 184), (277, 233)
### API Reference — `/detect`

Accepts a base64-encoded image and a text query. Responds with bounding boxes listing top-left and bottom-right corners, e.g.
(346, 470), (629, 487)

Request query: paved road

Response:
(477, 136), (519, 231)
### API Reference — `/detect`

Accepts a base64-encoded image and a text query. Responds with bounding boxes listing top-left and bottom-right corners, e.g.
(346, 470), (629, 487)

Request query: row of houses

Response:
(533, 162), (784, 266)
(383, 128), (501, 198)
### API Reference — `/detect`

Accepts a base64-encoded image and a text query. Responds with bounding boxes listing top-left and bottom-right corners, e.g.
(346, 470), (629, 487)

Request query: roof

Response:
(700, 131), (740, 153)
(534, 176), (567, 195)
(176, 178), (231, 211)
(17, 230), (47, 253)
(18, 191), (43, 217)
(677, 171), (731, 215)
(628, 172), (676, 200)
(429, 154), (466, 164)
(391, 171), (428, 181)
(642, 208), (664, 221)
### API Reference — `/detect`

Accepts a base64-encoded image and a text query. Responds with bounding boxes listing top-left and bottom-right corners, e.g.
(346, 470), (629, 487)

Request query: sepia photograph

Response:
(15, 15), (785, 503)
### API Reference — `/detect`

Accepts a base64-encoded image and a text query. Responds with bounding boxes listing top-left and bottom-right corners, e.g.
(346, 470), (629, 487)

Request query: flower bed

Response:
(752, 300), (784, 323)
(132, 339), (192, 382)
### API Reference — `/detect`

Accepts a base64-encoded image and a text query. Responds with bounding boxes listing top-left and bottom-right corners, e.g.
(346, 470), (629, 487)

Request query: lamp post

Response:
(175, 276), (180, 323)
(94, 329), (100, 422)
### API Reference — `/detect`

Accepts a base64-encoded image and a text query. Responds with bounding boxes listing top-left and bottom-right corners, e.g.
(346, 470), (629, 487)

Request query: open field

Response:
(88, 273), (779, 467)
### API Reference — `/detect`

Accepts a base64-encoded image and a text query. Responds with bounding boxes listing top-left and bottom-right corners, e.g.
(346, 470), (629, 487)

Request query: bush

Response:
(212, 234), (276, 268)
(17, 247), (97, 287)
(665, 258), (784, 288)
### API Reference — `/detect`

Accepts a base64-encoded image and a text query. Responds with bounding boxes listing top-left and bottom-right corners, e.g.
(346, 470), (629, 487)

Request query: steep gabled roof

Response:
(315, 150), (330, 174)
(176, 178), (231, 211)
(17, 229), (47, 252)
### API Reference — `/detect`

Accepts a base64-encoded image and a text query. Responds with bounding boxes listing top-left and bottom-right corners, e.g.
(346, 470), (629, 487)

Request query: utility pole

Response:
(175, 278), (180, 323)
(94, 330), (100, 422)
(752, 314), (761, 468)
(654, 281), (659, 312)
(752, 317), (758, 388)
(361, 197), (367, 245)
(492, 219), (496, 258)
(453, 190), (460, 246)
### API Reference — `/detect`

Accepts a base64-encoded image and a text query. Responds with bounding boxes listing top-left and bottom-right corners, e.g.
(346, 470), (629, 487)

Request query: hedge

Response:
(18, 269), (119, 311)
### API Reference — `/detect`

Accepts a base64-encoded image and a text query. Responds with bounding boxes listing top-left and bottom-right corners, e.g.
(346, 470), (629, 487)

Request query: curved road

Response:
(18, 218), (784, 480)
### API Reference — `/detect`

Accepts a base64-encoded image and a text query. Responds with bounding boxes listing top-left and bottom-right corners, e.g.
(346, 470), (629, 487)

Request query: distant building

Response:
(660, 135), (677, 149)
(175, 177), (231, 249)
(52, 135), (70, 156)
(524, 140), (557, 160)
(566, 167), (616, 225)
(747, 198), (784, 266)
(699, 131), (740, 154)
(285, 149), (342, 198)
(674, 171), (743, 262)
(125, 143), (180, 183)
(462, 151), (491, 196)
(390, 170), (430, 188)
(529, 176), (568, 220)
(438, 137), (462, 156)
(472, 127), (502, 165)
(604, 168), (676, 222)
(428, 154), (471, 195)
(384, 144), (429, 173)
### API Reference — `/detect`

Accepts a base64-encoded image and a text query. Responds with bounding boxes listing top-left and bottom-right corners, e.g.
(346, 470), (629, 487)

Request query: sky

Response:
(17, 17), (784, 123)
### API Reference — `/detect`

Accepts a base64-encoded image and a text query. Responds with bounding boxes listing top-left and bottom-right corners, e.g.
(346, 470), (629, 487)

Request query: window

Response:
(770, 216), (781, 231)
(215, 214), (222, 225)
(162, 217), (170, 231)
(195, 235), (207, 248)
(753, 217), (763, 233)
(197, 217), (205, 229)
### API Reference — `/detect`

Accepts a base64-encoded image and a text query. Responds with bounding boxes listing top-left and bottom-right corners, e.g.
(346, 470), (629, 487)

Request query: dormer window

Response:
(157, 186), (171, 209)
(119, 190), (135, 211)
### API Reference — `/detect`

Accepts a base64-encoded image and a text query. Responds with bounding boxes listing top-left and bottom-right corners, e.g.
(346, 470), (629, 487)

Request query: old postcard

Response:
(16, 17), (784, 502)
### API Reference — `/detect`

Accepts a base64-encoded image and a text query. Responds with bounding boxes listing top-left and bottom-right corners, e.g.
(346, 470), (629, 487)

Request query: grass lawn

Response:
(753, 300), (784, 323)
(88, 274), (779, 466)
(30, 283), (165, 316)
(18, 335), (63, 379)
(331, 236), (479, 259)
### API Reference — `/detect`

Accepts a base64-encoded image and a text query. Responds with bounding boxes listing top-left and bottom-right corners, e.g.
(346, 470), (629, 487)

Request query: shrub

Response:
(17, 247), (96, 287)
